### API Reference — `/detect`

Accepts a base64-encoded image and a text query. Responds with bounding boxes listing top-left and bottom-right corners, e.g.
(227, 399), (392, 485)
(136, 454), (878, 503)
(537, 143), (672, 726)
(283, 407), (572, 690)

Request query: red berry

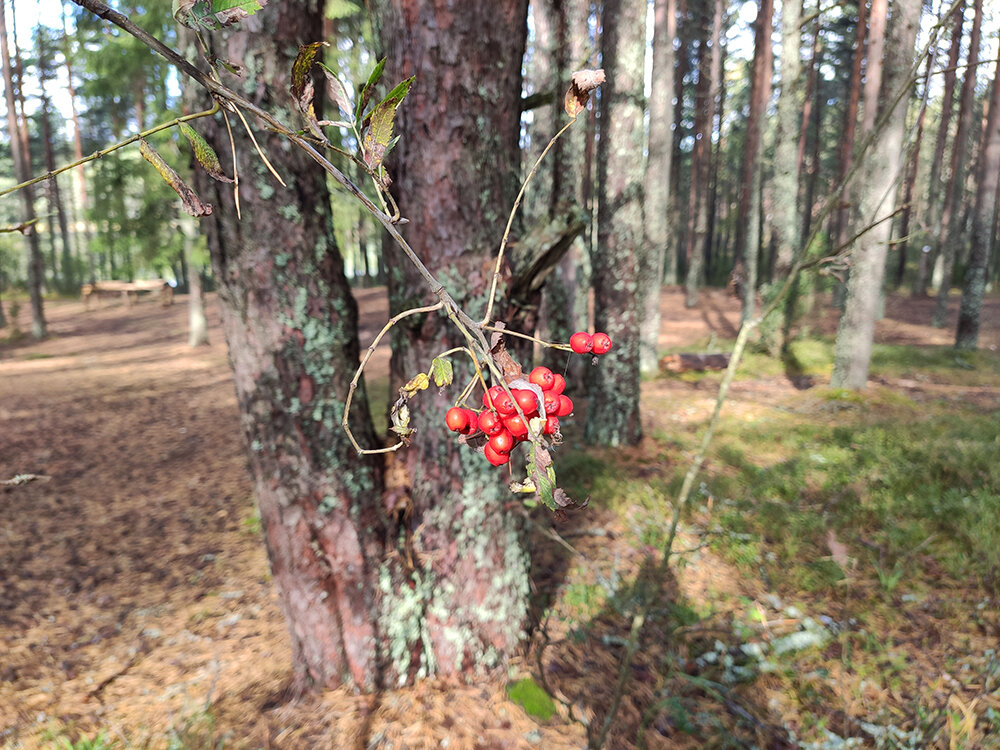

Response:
(514, 389), (539, 416)
(543, 415), (560, 435)
(542, 390), (560, 416)
(569, 332), (593, 354)
(556, 394), (574, 417)
(458, 408), (480, 435)
(478, 409), (503, 436)
(494, 391), (517, 417)
(484, 443), (510, 466)
(529, 366), (555, 390)
(504, 414), (529, 438)
(550, 373), (566, 396)
(445, 407), (469, 432)
(592, 332), (612, 355)
(489, 429), (515, 454)
(482, 384), (504, 408)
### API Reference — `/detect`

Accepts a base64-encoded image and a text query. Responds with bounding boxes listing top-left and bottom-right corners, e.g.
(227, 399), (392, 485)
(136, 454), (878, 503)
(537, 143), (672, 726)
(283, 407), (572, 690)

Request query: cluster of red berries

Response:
(445, 366), (574, 467)
(569, 331), (613, 355)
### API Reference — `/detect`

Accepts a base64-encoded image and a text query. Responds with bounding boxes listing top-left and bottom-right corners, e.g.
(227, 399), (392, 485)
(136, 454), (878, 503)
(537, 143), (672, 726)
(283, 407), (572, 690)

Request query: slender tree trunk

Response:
(831, 0), (920, 389)
(62, 3), (94, 281)
(933, 0), (982, 327)
(639, 0), (676, 373)
(800, 11), (823, 244)
(187, 4), (391, 692)
(1, 0), (45, 338)
(585, 0), (645, 447)
(379, 0), (534, 676)
(735, 0), (773, 324)
(179, 217), (208, 347)
(668, 0), (689, 284)
(894, 51), (932, 289)
(917, 0), (964, 295)
(763, 0), (802, 352)
(40, 92), (75, 292)
(955, 50), (1000, 349)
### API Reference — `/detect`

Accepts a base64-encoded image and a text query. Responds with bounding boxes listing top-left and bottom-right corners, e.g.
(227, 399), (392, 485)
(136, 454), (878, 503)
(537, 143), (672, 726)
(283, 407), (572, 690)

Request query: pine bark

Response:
(1, 0), (45, 338)
(640, 0), (676, 373)
(894, 51), (932, 289)
(955, 51), (1000, 349)
(585, 0), (646, 446)
(378, 0), (533, 676)
(831, 0), (921, 389)
(188, 4), (389, 692)
(933, 0), (983, 327)
(735, 0), (773, 324)
(916, 0), (964, 295)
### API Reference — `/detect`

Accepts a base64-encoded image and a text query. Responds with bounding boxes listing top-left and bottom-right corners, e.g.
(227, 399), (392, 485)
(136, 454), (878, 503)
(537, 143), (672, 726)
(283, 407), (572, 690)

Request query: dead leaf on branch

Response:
(564, 68), (605, 117)
(173, 0), (269, 29)
(139, 139), (213, 217)
(179, 122), (233, 183)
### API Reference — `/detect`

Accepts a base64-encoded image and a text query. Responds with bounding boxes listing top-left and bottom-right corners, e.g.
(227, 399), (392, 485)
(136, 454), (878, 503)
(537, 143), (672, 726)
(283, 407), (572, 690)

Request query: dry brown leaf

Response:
(564, 68), (605, 117)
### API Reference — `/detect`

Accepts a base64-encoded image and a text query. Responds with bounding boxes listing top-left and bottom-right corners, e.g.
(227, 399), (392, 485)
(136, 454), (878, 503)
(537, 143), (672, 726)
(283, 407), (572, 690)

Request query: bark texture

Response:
(378, 0), (533, 677)
(830, 0), (920, 389)
(640, 0), (676, 373)
(189, 4), (388, 691)
(933, 0), (982, 327)
(585, 0), (646, 447)
(955, 51), (1000, 349)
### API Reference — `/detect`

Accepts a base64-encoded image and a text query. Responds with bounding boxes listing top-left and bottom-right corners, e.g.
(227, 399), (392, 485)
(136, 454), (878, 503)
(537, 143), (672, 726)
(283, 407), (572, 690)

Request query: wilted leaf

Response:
(173, 0), (210, 27)
(488, 324), (525, 383)
(429, 357), (454, 388)
(319, 63), (354, 121)
(139, 139), (212, 217)
(354, 58), (386, 125)
(361, 76), (414, 170)
(212, 0), (268, 26)
(526, 443), (557, 510)
(178, 122), (233, 183)
(401, 372), (429, 397)
(291, 42), (326, 112)
(564, 68), (605, 117)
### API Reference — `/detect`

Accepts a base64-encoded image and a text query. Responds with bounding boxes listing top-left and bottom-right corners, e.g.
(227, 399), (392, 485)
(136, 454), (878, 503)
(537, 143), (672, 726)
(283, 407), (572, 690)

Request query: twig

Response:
(1, 473), (52, 486)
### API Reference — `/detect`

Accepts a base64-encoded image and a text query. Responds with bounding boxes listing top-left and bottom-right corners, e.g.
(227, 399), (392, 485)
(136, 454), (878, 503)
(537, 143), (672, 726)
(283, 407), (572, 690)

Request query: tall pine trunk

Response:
(933, 0), (982, 327)
(0, 0), (45, 338)
(955, 51), (1000, 349)
(378, 0), (533, 676)
(640, 0), (676, 373)
(188, 4), (389, 692)
(831, 0), (921, 389)
(585, 0), (646, 446)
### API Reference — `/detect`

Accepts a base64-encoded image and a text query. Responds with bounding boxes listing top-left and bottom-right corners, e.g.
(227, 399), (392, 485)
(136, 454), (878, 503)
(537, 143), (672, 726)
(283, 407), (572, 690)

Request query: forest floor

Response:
(1, 287), (999, 749)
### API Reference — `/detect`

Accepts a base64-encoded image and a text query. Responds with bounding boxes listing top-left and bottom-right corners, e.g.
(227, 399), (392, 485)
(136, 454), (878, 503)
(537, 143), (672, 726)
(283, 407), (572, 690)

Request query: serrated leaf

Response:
(139, 139), (212, 217)
(178, 122), (233, 183)
(319, 63), (354, 121)
(429, 358), (453, 387)
(212, 0), (268, 26)
(361, 76), (414, 170)
(354, 58), (386, 125)
(401, 372), (429, 397)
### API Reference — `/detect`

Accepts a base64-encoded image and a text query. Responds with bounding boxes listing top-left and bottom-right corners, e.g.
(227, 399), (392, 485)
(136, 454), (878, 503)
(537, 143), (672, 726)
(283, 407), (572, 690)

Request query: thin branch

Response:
(0, 103), (220, 199)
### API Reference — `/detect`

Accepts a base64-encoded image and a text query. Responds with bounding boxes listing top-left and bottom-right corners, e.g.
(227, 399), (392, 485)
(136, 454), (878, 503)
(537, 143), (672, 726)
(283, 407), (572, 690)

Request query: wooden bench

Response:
(81, 280), (174, 309)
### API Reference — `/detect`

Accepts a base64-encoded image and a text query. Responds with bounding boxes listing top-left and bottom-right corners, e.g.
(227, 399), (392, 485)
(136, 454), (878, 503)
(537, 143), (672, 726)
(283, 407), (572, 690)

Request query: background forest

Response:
(2, 0), (1000, 747)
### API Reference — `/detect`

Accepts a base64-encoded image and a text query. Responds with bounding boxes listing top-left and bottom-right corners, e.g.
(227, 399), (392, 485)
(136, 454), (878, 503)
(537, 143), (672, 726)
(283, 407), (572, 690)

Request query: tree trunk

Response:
(585, 0), (646, 447)
(933, 0), (982, 327)
(40, 91), (75, 292)
(0, 0), (45, 338)
(639, 0), (676, 373)
(894, 50), (932, 290)
(187, 4), (391, 692)
(378, 0), (533, 677)
(63, 2), (95, 282)
(955, 50), (1000, 349)
(916, 0), (964, 296)
(735, 0), (773, 324)
(831, 0), (920, 389)
(800, 10), (823, 245)
(763, 0), (802, 351)
(179, 217), (208, 347)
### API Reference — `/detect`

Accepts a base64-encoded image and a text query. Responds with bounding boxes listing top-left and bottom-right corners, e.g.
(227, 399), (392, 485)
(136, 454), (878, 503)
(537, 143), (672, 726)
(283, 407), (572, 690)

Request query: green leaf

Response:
(211, 0), (268, 25)
(139, 139), (212, 217)
(507, 678), (556, 720)
(429, 358), (453, 388)
(178, 122), (233, 183)
(361, 76), (414, 170)
(354, 58), (386, 125)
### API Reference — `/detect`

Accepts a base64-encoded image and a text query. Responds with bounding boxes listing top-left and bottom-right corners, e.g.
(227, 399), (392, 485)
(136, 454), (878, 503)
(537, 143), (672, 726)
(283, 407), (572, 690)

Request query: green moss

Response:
(507, 677), (556, 720)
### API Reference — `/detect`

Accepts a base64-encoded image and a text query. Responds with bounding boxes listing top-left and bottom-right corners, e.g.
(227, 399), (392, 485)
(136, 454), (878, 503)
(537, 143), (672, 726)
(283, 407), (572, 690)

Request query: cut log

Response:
(659, 352), (731, 373)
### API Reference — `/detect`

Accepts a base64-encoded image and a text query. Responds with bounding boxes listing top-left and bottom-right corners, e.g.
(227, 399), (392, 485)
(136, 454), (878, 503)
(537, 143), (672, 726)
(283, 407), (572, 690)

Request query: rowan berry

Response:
(569, 331), (593, 354)
(592, 332), (612, 355)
